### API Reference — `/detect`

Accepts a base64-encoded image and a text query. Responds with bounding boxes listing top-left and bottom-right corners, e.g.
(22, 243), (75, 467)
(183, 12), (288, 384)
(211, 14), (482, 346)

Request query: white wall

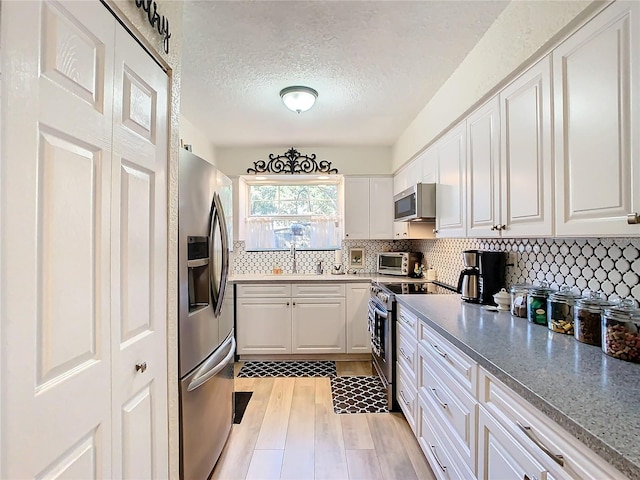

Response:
(216, 145), (392, 176)
(179, 114), (217, 165)
(392, 0), (606, 172)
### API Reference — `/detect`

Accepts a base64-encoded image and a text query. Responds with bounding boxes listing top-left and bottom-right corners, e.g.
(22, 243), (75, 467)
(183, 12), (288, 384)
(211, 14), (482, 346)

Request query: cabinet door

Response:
(236, 298), (291, 354)
(344, 176), (370, 239)
(369, 177), (394, 239)
(478, 408), (548, 480)
(292, 298), (346, 354)
(436, 122), (467, 237)
(422, 145), (438, 184)
(405, 157), (423, 186)
(393, 165), (409, 194)
(500, 56), (553, 237)
(346, 283), (371, 353)
(467, 96), (501, 238)
(554, 1), (640, 236)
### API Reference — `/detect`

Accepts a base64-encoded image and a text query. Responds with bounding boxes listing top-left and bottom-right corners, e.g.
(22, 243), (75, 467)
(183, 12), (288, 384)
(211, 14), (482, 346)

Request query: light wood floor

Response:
(211, 361), (436, 480)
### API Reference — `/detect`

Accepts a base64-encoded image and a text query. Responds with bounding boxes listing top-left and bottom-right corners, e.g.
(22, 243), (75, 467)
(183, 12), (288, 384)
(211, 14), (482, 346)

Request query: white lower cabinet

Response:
(236, 282), (358, 356)
(346, 283), (371, 354)
(292, 297), (345, 353)
(236, 296), (293, 354)
(477, 407), (549, 480)
(397, 308), (628, 480)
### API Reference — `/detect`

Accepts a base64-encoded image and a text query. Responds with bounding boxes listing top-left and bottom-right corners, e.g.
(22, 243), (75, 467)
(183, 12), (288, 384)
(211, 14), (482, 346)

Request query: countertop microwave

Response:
(394, 183), (436, 221)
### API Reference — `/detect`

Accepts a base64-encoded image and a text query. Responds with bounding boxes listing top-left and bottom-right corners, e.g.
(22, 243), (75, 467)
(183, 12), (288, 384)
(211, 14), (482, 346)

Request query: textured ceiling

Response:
(180, 0), (510, 148)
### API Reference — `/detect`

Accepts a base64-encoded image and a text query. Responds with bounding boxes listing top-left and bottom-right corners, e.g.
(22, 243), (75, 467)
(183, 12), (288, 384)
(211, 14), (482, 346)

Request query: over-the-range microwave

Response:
(394, 183), (436, 221)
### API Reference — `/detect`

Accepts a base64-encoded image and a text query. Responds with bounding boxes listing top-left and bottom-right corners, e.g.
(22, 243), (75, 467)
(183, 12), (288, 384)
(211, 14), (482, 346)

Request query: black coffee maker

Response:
(478, 250), (507, 305)
(457, 250), (507, 304)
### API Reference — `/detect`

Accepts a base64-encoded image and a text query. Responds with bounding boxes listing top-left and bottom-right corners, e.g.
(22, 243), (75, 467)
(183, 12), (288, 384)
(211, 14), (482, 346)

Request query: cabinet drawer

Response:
(419, 321), (477, 396)
(236, 283), (291, 298)
(479, 369), (627, 480)
(418, 395), (475, 480)
(396, 323), (417, 380)
(291, 283), (345, 297)
(418, 344), (477, 474)
(396, 362), (418, 434)
(397, 303), (418, 337)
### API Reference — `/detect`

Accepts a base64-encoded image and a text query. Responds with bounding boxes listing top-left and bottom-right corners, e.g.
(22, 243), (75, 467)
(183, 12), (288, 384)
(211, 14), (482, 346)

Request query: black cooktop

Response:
(380, 281), (458, 295)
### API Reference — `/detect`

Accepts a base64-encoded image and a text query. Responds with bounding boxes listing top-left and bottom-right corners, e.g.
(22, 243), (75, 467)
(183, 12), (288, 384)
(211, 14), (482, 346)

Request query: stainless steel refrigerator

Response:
(178, 149), (235, 480)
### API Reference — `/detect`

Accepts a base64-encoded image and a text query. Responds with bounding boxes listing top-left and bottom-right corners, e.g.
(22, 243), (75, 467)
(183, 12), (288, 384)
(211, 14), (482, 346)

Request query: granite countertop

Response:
(397, 294), (640, 479)
(229, 273), (428, 283)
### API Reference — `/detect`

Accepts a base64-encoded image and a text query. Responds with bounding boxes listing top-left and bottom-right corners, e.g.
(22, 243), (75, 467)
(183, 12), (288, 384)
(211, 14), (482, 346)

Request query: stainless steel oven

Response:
(369, 283), (395, 410)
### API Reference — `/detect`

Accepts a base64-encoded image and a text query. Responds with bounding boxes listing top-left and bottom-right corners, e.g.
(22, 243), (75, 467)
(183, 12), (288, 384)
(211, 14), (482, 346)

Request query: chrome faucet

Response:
(316, 259), (324, 275)
(290, 243), (297, 273)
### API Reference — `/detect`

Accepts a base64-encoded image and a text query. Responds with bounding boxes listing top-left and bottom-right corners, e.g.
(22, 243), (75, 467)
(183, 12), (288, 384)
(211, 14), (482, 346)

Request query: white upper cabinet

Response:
(553, 0), (640, 236)
(344, 176), (370, 239)
(422, 145), (438, 184)
(499, 55), (553, 237)
(436, 122), (467, 237)
(466, 96), (501, 238)
(369, 177), (394, 239)
(344, 176), (393, 239)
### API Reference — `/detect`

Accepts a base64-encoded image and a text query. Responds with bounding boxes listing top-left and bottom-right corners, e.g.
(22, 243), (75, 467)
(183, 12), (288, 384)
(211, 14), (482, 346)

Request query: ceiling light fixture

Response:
(279, 86), (318, 114)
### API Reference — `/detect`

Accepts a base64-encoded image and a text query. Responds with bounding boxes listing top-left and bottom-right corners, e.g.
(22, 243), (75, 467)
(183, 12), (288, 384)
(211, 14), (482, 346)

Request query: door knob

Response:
(627, 213), (639, 224)
(135, 362), (147, 373)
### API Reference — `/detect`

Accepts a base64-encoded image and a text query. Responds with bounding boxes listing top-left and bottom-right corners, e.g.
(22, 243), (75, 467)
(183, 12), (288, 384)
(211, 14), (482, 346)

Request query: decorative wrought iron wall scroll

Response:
(247, 148), (338, 175)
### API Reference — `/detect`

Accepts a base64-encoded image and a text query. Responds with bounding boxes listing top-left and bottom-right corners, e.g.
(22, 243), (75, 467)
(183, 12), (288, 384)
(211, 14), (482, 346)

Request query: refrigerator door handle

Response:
(209, 192), (229, 318)
(187, 334), (236, 392)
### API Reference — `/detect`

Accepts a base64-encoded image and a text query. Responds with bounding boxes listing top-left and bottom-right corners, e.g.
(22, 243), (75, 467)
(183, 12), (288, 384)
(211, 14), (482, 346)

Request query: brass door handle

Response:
(627, 213), (639, 224)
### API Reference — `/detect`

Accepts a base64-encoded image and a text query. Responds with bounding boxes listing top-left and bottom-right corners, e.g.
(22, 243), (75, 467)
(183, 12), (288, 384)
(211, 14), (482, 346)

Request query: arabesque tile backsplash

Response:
(232, 237), (640, 304)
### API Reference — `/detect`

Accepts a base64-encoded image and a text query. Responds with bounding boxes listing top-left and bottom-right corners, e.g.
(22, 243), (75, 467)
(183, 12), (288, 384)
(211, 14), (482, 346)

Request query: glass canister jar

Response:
(574, 292), (615, 346)
(547, 286), (580, 335)
(602, 299), (640, 363)
(510, 284), (533, 318)
(527, 283), (552, 325)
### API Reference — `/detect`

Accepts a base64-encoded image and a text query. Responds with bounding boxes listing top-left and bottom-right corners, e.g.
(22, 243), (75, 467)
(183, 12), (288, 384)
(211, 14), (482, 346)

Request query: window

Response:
(245, 180), (342, 250)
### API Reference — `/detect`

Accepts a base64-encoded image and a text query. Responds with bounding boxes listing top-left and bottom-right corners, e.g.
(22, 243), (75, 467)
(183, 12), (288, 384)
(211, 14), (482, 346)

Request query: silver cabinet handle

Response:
(399, 390), (410, 406)
(399, 347), (411, 361)
(429, 444), (447, 472)
(399, 314), (415, 328)
(135, 362), (147, 373)
(517, 421), (564, 466)
(498, 224), (506, 230)
(292, 301), (296, 306)
(524, 475), (538, 480)
(431, 343), (447, 358)
(286, 302), (290, 306)
(430, 387), (448, 409)
(628, 213), (639, 224)
(433, 229), (438, 234)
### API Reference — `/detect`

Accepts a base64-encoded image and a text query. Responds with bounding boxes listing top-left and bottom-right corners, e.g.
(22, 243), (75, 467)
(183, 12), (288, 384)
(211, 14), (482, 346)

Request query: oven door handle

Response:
(368, 300), (389, 319)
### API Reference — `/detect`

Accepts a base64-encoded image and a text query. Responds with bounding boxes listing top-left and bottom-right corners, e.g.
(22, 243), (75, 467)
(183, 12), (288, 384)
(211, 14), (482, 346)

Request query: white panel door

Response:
(344, 176), (370, 239)
(292, 298), (346, 354)
(236, 298), (292, 354)
(369, 177), (394, 239)
(467, 96), (501, 238)
(111, 25), (169, 479)
(436, 122), (467, 237)
(346, 283), (371, 353)
(1, 2), (115, 478)
(500, 56), (553, 237)
(554, 1), (640, 236)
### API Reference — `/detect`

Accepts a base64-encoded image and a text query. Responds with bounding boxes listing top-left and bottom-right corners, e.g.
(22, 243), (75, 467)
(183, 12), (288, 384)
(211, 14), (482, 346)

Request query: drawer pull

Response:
(430, 387), (448, 409)
(431, 343), (447, 358)
(517, 421), (564, 466)
(399, 347), (411, 361)
(429, 444), (447, 472)
(399, 390), (410, 406)
(399, 314), (414, 328)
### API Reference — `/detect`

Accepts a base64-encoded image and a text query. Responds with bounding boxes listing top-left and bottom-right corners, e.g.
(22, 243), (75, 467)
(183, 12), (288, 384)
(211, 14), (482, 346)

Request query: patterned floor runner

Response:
(330, 376), (389, 414)
(237, 360), (337, 378)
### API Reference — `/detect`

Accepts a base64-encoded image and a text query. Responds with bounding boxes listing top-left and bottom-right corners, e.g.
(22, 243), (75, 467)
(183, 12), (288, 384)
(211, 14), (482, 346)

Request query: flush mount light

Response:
(279, 86), (318, 114)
